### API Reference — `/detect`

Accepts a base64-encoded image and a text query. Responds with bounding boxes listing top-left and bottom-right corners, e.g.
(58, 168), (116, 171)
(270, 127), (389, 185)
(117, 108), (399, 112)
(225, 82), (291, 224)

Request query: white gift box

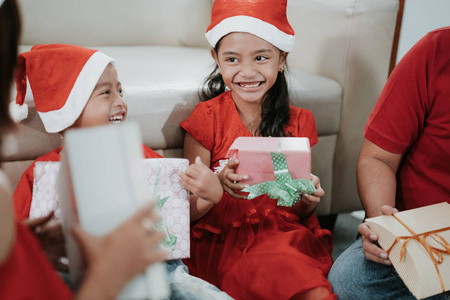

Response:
(57, 123), (169, 299)
(31, 158), (190, 260)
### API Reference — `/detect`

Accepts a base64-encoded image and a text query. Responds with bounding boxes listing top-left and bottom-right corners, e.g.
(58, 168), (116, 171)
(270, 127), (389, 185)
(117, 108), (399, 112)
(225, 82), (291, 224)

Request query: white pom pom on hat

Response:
(9, 101), (28, 123)
(205, 0), (295, 52)
(13, 44), (115, 133)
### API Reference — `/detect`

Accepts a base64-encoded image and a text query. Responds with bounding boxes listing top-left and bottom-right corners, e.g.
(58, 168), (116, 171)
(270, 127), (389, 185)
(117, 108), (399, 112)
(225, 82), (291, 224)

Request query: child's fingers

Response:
(23, 210), (55, 229)
(310, 173), (321, 186)
(226, 180), (248, 191)
(225, 159), (240, 169)
(182, 166), (202, 181)
(178, 171), (196, 190)
(312, 186), (325, 197)
(226, 172), (248, 182)
(302, 194), (319, 204)
(223, 186), (247, 199)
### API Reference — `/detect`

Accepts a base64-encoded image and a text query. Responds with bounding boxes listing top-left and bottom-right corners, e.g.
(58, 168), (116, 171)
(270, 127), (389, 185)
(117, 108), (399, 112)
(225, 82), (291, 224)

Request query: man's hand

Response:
(359, 205), (398, 264)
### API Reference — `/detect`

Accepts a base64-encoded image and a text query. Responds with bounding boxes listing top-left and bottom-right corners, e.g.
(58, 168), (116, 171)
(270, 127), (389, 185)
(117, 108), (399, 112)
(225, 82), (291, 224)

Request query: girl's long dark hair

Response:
(199, 39), (291, 137)
(0, 0), (21, 162)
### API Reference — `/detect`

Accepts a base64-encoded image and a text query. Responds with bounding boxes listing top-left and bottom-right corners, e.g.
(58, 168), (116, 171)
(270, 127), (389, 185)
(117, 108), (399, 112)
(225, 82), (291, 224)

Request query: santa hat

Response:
(10, 44), (115, 133)
(205, 0), (295, 52)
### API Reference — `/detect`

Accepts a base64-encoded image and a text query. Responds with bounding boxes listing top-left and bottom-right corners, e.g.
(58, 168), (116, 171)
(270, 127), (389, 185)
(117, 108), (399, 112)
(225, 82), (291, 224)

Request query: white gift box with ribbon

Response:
(366, 202), (450, 299)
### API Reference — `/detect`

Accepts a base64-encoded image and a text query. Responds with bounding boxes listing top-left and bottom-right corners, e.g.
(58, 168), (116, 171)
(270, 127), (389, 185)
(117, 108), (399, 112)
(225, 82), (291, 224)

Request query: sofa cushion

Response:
(19, 0), (212, 48)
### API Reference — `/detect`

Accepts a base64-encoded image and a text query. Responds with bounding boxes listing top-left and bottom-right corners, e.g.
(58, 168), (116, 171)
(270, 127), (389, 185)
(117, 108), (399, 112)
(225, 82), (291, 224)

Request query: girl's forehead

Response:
(218, 32), (278, 51)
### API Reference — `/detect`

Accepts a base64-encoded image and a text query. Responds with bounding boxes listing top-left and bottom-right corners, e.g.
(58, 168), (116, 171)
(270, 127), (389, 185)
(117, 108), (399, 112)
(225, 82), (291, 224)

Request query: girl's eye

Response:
(226, 57), (237, 63)
(102, 90), (110, 95)
(118, 89), (124, 96)
(255, 56), (267, 61)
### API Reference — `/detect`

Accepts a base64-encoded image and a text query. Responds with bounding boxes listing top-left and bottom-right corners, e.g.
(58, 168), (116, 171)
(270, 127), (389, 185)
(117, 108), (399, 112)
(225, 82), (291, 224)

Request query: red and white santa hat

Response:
(205, 0), (295, 52)
(10, 44), (115, 133)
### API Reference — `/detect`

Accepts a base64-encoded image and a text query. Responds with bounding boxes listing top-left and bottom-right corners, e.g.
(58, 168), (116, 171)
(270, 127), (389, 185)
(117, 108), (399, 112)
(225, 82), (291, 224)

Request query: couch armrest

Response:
(288, 0), (399, 213)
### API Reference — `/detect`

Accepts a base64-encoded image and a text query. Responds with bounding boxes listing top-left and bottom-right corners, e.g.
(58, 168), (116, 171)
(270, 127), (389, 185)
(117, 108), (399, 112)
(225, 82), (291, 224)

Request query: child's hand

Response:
(179, 156), (223, 204)
(23, 211), (68, 272)
(300, 173), (325, 205)
(294, 173), (325, 218)
(217, 159), (249, 199)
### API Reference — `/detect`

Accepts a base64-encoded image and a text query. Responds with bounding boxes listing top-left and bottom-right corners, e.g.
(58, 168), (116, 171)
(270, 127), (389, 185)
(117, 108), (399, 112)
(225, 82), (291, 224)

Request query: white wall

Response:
(396, 0), (450, 63)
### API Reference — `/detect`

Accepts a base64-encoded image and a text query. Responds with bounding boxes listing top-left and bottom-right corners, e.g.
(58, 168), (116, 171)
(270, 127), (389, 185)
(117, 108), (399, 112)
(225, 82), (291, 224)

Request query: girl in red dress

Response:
(178, 0), (336, 299)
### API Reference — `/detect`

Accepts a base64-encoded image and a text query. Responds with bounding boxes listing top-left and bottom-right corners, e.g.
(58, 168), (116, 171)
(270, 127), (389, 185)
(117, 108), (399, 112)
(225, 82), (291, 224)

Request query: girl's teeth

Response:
(240, 83), (260, 88)
(109, 115), (123, 123)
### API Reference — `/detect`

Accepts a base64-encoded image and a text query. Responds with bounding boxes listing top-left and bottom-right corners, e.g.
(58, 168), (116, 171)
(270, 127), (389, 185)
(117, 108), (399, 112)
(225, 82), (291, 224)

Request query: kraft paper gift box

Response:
(365, 202), (450, 299)
(31, 158), (190, 261)
(226, 137), (311, 186)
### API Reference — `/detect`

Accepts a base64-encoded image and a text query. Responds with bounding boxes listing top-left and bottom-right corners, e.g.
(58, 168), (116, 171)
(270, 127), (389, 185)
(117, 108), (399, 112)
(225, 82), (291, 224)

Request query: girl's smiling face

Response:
(212, 32), (286, 106)
(73, 64), (127, 128)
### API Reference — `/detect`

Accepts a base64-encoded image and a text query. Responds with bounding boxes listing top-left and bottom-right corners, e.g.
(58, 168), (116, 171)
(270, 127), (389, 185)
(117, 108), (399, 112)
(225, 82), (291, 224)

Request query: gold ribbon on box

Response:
(387, 214), (450, 292)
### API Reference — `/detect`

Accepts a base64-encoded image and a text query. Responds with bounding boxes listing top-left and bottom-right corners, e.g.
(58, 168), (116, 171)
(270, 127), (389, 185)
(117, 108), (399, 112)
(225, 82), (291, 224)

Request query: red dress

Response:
(14, 145), (162, 220)
(181, 91), (334, 300)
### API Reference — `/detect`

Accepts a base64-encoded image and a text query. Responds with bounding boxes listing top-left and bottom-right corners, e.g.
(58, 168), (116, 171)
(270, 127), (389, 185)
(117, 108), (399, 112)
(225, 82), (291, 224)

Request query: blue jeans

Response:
(166, 260), (234, 300)
(328, 239), (450, 300)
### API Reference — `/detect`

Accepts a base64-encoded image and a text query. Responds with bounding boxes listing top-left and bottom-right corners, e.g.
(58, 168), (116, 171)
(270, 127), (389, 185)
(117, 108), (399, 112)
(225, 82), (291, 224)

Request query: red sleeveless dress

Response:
(181, 91), (335, 300)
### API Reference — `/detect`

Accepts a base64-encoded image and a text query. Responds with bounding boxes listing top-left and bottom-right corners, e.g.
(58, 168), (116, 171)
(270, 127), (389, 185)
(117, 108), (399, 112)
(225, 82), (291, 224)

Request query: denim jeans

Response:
(328, 239), (450, 300)
(166, 260), (234, 300)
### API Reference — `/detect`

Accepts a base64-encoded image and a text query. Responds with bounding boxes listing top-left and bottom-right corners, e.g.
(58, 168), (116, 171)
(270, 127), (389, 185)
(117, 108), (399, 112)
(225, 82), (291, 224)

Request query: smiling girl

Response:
(179, 0), (336, 299)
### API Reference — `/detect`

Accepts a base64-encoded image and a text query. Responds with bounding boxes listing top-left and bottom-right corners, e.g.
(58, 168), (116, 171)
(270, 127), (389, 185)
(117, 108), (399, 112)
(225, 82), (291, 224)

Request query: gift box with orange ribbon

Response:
(365, 202), (450, 299)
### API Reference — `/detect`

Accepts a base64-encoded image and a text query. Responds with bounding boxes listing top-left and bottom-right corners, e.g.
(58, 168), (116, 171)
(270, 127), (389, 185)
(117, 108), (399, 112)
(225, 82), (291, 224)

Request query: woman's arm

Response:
(0, 179), (15, 265)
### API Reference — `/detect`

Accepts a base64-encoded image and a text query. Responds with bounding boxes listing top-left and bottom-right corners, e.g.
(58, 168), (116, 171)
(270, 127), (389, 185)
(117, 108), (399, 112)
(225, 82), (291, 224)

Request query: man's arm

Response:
(357, 138), (402, 217)
(357, 138), (402, 264)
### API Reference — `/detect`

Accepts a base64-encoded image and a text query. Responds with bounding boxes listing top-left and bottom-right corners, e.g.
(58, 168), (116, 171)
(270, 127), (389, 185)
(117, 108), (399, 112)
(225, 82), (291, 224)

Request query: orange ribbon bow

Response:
(387, 214), (450, 292)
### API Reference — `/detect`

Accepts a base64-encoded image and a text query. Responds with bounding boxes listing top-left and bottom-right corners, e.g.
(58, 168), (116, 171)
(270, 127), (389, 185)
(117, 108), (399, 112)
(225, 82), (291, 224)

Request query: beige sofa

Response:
(2, 0), (399, 221)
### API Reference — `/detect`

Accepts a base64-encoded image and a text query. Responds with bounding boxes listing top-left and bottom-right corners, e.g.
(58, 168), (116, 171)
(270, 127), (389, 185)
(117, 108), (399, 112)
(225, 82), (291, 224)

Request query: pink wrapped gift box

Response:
(226, 137), (311, 186)
(31, 158), (190, 260)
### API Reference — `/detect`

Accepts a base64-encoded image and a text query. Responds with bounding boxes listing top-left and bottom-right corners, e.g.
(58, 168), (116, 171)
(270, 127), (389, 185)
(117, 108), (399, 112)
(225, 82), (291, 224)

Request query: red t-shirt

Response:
(0, 221), (73, 300)
(14, 145), (162, 220)
(364, 27), (450, 211)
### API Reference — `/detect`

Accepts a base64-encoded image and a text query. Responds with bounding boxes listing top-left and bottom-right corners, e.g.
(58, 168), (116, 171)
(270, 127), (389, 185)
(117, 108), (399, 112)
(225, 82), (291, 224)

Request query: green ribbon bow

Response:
(154, 161), (177, 251)
(242, 152), (316, 207)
